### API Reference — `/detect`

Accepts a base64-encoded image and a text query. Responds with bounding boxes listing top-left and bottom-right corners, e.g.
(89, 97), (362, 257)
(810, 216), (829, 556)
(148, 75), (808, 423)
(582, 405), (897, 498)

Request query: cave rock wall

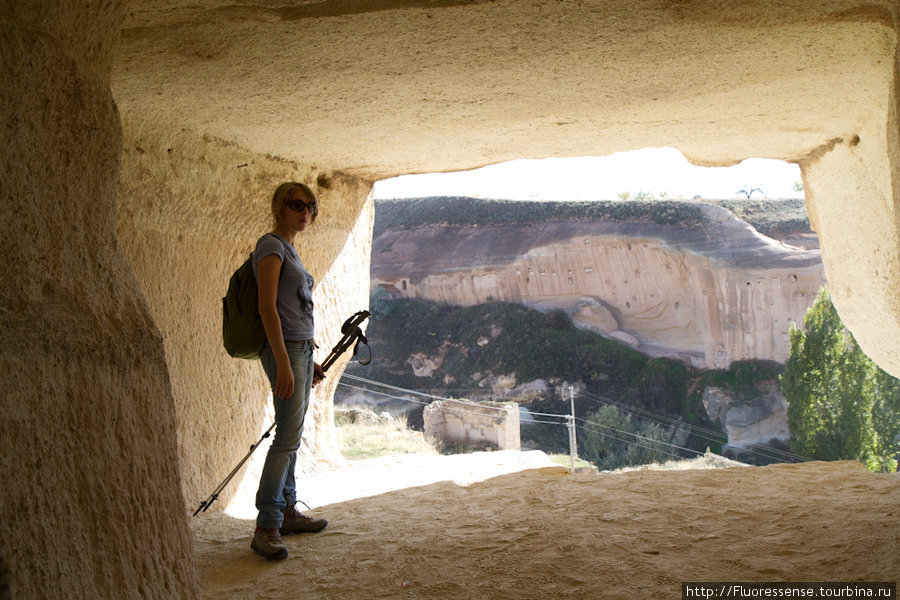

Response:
(0, 4), (199, 599)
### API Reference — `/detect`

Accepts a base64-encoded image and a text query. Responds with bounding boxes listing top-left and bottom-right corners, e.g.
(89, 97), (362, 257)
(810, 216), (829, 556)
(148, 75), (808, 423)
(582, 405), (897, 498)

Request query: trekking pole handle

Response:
(321, 310), (370, 371)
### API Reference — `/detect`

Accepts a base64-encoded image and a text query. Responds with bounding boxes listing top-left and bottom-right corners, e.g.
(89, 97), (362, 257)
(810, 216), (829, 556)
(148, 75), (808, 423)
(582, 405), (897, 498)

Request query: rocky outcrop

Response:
(703, 382), (790, 451)
(373, 201), (825, 369)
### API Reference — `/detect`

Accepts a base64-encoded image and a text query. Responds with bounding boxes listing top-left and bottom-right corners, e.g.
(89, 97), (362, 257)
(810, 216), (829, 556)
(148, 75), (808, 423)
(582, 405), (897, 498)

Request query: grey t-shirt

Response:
(251, 233), (315, 341)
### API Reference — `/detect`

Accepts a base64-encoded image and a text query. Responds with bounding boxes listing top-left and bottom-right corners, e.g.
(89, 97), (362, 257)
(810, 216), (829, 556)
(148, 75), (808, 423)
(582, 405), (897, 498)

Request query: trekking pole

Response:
(192, 421), (276, 517)
(193, 310), (371, 517)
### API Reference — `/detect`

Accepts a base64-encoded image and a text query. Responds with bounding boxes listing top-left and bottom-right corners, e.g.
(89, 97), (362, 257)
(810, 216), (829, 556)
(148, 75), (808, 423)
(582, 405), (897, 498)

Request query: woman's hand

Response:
(275, 358), (295, 399)
(312, 362), (325, 388)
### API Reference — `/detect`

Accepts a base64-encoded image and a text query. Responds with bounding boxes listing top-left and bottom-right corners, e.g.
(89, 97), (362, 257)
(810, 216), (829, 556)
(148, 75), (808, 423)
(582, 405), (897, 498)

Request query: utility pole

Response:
(567, 385), (578, 471)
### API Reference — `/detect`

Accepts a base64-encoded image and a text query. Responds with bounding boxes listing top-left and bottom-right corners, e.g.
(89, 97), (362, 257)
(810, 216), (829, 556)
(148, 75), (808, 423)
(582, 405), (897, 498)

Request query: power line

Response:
(339, 375), (699, 461)
(338, 380), (519, 423)
(342, 373), (448, 402)
(338, 373), (809, 464)
(575, 390), (811, 463)
(574, 415), (704, 460)
(578, 390), (728, 440)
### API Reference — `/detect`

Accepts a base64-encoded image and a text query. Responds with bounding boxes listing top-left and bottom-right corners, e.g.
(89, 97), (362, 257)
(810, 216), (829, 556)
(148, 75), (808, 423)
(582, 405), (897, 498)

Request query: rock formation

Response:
(2, 1), (898, 597)
(372, 200), (825, 369)
(703, 382), (790, 451)
(3, 4), (201, 598)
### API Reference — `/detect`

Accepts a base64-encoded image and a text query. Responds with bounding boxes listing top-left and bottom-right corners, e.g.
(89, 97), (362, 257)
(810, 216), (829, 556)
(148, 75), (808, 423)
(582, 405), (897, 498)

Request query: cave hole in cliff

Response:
(343, 148), (821, 481)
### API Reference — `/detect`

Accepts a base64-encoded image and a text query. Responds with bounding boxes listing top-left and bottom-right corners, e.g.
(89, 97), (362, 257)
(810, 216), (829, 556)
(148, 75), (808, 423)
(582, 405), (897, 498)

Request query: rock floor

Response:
(191, 454), (899, 599)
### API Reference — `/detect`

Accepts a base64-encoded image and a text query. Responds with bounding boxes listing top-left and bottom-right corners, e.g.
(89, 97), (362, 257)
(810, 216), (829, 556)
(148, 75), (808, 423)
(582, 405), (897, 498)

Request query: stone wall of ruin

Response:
(424, 400), (521, 451)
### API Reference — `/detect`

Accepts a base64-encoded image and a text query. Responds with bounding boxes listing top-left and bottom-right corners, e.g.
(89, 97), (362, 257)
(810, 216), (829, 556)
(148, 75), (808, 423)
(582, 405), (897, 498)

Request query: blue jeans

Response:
(256, 340), (314, 529)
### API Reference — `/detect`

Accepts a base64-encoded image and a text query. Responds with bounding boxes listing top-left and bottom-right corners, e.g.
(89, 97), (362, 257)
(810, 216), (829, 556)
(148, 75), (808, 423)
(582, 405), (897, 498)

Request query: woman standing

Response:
(251, 181), (328, 560)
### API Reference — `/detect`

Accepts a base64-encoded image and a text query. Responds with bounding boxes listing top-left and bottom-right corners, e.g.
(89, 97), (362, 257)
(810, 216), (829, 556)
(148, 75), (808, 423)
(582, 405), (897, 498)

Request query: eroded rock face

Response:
(1, 4), (199, 598)
(703, 382), (790, 450)
(373, 204), (825, 369)
(110, 0), (900, 376)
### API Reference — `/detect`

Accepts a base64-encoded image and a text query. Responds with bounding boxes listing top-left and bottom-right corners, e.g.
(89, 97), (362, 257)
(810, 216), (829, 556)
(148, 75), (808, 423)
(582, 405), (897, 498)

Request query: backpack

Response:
(222, 234), (284, 359)
(222, 253), (266, 359)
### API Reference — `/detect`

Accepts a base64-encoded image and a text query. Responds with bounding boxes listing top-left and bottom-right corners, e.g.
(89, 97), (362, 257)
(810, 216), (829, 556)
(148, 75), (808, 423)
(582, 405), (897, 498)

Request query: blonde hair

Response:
(271, 182), (319, 225)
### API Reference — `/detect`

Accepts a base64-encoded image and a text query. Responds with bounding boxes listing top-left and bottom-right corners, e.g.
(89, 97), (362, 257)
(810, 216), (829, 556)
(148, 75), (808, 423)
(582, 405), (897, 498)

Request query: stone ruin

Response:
(424, 400), (522, 451)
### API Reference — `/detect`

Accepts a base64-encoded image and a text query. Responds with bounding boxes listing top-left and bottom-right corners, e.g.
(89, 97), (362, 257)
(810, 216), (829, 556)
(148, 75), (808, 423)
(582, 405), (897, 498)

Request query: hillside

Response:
(341, 298), (791, 464)
(348, 197), (824, 463)
(370, 197), (824, 370)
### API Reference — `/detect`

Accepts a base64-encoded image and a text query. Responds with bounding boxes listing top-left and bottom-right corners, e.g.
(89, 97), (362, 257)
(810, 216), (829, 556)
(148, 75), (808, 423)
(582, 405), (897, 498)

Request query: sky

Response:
(372, 147), (804, 201)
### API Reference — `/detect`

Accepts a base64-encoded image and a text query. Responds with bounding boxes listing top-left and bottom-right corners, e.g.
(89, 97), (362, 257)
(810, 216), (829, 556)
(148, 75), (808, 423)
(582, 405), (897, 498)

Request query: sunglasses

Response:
(286, 199), (317, 214)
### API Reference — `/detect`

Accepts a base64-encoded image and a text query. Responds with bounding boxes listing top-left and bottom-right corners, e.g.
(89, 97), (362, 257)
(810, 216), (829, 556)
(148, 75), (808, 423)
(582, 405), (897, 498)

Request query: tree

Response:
(782, 287), (899, 471)
(579, 405), (670, 470)
(737, 186), (765, 198)
(871, 366), (900, 469)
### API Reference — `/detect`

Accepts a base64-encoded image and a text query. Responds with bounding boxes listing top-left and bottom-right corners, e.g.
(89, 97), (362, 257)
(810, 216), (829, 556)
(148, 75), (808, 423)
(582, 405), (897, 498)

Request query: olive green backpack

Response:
(222, 234), (282, 359)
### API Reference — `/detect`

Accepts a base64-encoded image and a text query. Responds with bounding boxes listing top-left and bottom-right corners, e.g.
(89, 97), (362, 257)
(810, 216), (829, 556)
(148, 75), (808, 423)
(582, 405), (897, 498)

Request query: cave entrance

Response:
(315, 148), (817, 498)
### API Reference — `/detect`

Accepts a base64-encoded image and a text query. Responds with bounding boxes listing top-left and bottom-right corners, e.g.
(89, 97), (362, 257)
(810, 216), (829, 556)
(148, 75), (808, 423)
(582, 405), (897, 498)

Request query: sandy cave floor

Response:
(191, 451), (899, 599)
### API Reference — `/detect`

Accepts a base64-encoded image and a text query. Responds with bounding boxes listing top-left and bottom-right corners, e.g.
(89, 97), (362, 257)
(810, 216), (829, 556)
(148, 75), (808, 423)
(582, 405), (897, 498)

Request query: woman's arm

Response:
(257, 254), (294, 399)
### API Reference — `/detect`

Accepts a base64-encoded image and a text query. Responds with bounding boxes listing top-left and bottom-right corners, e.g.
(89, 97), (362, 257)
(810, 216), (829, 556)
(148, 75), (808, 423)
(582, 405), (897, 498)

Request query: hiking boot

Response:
(280, 505), (328, 535)
(251, 527), (288, 560)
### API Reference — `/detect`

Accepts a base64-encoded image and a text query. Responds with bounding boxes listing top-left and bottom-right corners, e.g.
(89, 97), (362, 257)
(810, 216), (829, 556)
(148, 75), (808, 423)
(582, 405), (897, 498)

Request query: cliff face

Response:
(372, 201), (824, 369)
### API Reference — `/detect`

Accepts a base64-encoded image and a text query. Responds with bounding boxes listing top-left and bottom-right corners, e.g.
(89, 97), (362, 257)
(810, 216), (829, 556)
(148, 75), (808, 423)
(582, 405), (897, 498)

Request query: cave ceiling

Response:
(112, 0), (893, 182)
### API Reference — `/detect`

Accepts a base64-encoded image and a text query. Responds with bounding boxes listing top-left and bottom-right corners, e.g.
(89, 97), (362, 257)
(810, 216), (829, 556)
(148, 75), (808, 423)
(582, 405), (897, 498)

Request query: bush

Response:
(578, 405), (671, 470)
(522, 420), (570, 454)
(545, 308), (574, 331)
(620, 358), (689, 414)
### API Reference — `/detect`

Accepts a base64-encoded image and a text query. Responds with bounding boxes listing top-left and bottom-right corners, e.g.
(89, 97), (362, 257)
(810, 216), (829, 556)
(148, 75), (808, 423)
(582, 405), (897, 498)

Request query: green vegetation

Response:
(347, 296), (789, 468)
(356, 296), (648, 404)
(579, 405), (671, 470)
(782, 287), (900, 472)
